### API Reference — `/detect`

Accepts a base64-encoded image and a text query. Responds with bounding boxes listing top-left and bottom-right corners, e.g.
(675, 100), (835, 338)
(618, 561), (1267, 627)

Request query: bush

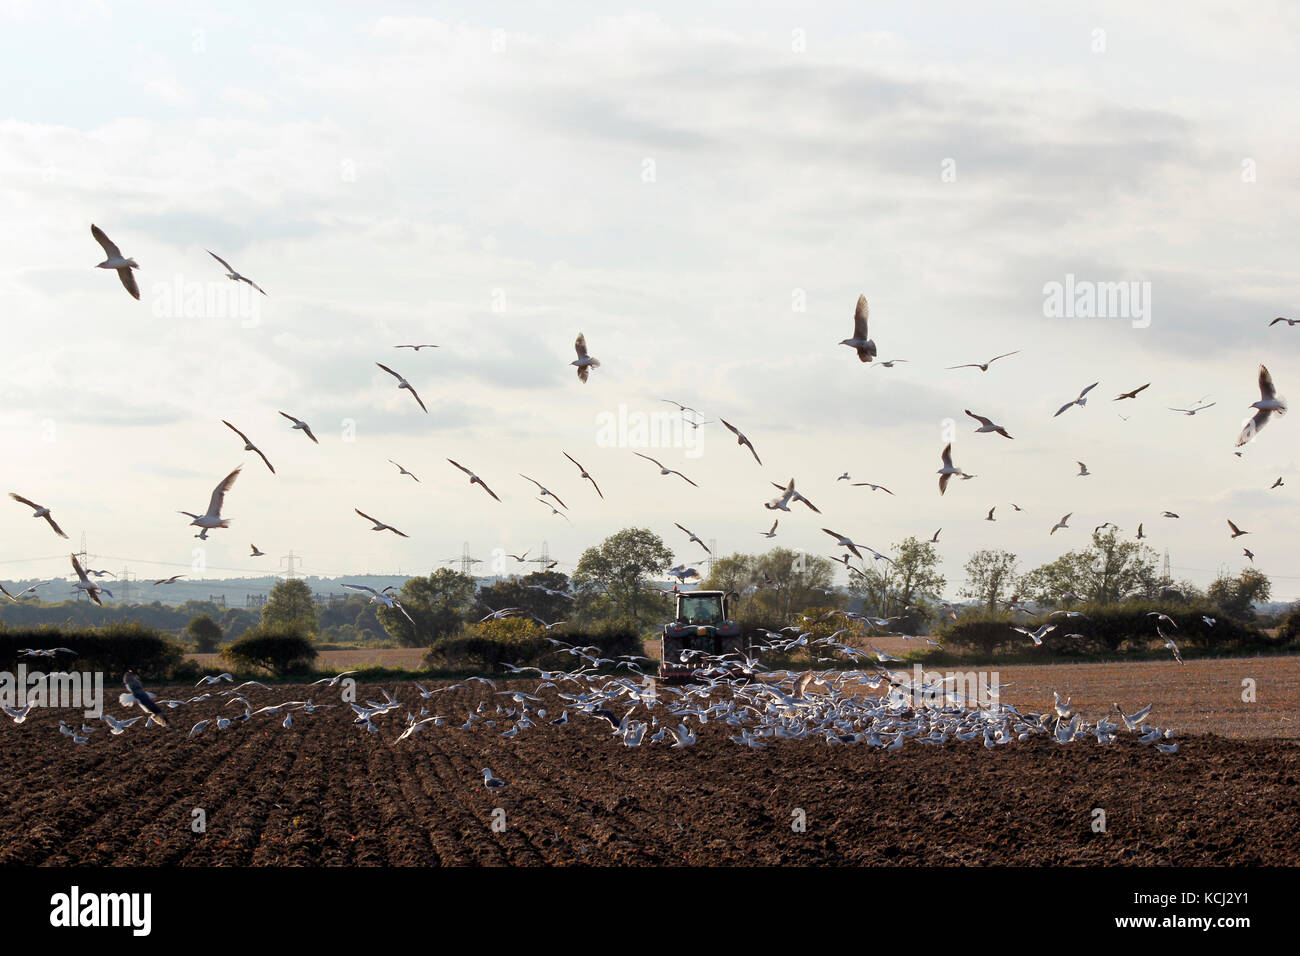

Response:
(186, 614), (223, 653)
(422, 617), (644, 673)
(220, 624), (317, 676)
(0, 622), (184, 680)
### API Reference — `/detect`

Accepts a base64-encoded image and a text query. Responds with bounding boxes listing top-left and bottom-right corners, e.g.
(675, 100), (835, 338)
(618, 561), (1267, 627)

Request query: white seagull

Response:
(207, 250), (267, 295)
(948, 351), (1019, 372)
(937, 444), (962, 495)
(354, 508), (409, 537)
(964, 409), (1014, 439)
(1236, 364), (1286, 447)
(838, 294), (876, 362)
(562, 452), (603, 499)
(388, 460), (420, 482)
(375, 363), (428, 413)
(571, 333), (600, 383)
(1050, 513), (1073, 535)
(635, 453), (698, 487)
(222, 421), (275, 474)
(719, 419), (762, 465)
(279, 411), (319, 444)
(1054, 382), (1099, 417)
(9, 493), (69, 539)
(178, 466), (241, 536)
(91, 224), (140, 299)
(448, 459), (502, 501)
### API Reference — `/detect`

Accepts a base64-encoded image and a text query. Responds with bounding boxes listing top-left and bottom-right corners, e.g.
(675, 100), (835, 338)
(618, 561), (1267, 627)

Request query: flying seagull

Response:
(1227, 519), (1250, 539)
(851, 482), (894, 495)
(1169, 402), (1216, 415)
(985, 506), (996, 522)
(675, 523), (712, 554)
(947, 351), (1019, 372)
(376, 363), (428, 413)
(1054, 382), (1099, 417)
(1236, 364), (1286, 447)
(571, 333), (600, 383)
(91, 224), (140, 300)
(1050, 513), (1073, 535)
(206, 250), (267, 295)
(279, 411), (319, 444)
(354, 508), (409, 537)
(930, 528), (941, 543)
(9, 493), (68, 539)
(1136, 523), (1145, 539)
(767, 479), (821, 513)
(448, 459), (502, 501)
(635, 453), (698, 487)
(1114, 383), (1151, 401)
(1271, 476), (1284, 489)
(250, 544), (265, 557)
(838, 295), (876, 362)
(0, 581), (51, 601)
(562, 452), (603, 499)
(178, 466), (241, 536)
(71, 553), (111, 605)
(719, 419), (762, 465)
(388, 460), (419, 482)
(1269, 317), (1299, 327)
(121, 671), (169, 728)
(222, 420), (275, 474)
(964, 409), (1013, 439)
(520, 475), (567, 509)
(760, 519), (778, 538)
(341, 584), (415, 624)
(1243, 548), (1255, 563)
(1077, 461), (1091, 477)
(395, 344), (439, 350)
(154, 574), (185, 585)
(937, 444), (962, 495)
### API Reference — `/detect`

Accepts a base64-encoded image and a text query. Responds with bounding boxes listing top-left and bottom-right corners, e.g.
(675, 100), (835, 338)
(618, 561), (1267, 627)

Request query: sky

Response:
(2, 1), (1298, 600)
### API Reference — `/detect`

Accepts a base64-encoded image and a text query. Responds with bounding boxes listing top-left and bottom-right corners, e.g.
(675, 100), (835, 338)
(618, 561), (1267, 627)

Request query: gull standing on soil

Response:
(279, 411), (319, 443)
(948, 351), (1019, 372)
(448, 459), (502, 501)
(719, 419), (762, 465)
(1055, 382), (1099, 417)
(571, 333), (600, 383)
(178, 466), (241, 536)
(375, 363), (428, 413)
(635, 453), (698, 487)
(8, 493), (69, 538)
(91, 224), (140, 299)
(562, 452), (603, 499)
(1236, 365), (1286, 446)
(964, 410), (1014, 439)
(354, 508), (409, 537)
(838, 295), (876, 362)
(207, 250), (267, 295)
(222, 421), (275, 474)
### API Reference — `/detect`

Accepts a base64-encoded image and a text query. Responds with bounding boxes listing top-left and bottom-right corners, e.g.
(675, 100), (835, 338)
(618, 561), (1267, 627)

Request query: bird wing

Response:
(70, 552), (91, 584)
(43, 513), (69, 539)
(1054, 401), (1074, 417)
(222, 419), (250, 443)
(947, 363), (981, 370)
(1259, 365), (1276, 401)
(9, 493), (40, 510)
(117, 267), (140, 300)
(448, 459), (473, 477)
(355, 508), (380, 525)
(241, 276), (268, 296)
(90, 224), (122, 258)
(477, 478), (502, 502)
(852, 295), (868, 338)
(574, 333), (589, 359)
(988, 351), (1020, 364)
(207, 250), (235, 273)
(671, 470), (699, 488)
(964, 409), (992, 427)
(635, 452), (663, 468)
(1237, 408), (1270, 446)
(1079, 382), (1099, 398)
(376, 362), (402, 382)
(940, 444), (952, 469)
(1228, 519), (1242, 535)
(407, 384), (428, 413)
(206, 467), (241, 518)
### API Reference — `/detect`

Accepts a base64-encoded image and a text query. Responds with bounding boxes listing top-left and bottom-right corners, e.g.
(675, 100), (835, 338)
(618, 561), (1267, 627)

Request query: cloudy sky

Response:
(2, 1), (1298, 599)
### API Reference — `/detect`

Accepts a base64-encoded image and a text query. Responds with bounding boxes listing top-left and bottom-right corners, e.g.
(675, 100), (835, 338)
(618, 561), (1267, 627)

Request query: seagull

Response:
(1162, 511), (1180, 518)
(822, 529), (866, 561)
(936, 444), (962, 495)
(985, 506), (996, 522)
(482, 768), (507, 791)
(571, 333), (600, 383)
(8, 493), (68, 538)
(448, 459), (502, 501)
(1050, 513), (1072, 535)
(964, 409), (1013, 439)
(1169, 402), (1216, 415)
(1158, 627), (1184, 665)
(154, 574), (185, 586)
(1114, 383), (1151, 401)
(384, 460), (420, 482)
(100, 713), (139, 735)
(195, 673), (234, 687)
(221, 421), (275, 474)
(395, 343), (439, 350)
(1243, 548), (1255, 562)
(675, 523), (712, 554)
(873, 358), (908, 368)
(1237, 364), (1287, 447)
(759, 519), (778, 538)
(767, 479), (820, 512)
(562, 452), (603, 499)
(1227, 519), (1250, 539)
(930, 528), (941, 543)
(851, 481), (894, 495)
(278, 411), (319, 444)
(536, 497), (572, 522)
(1012, 623), (1056, 646)
(1136, 523), (1145, 539)
(1076, 461), (1091, 477)
(505, 550), (530, 563)
(1271, 476), (1284, 489)
(375, 363), (428, 413)
(250, 544), (265, 557)
(310, 668), (361, 687)
(121, 671), (169, 727)
(838, 294), (876, 362)
(635, 453), (698, 487)
(71, 553), (111, 605)
(206, 250), (267, 295)
(1113, 702), (1153, 731)
(948, 351), (1019, 372)
(0, 581), (51, 601)
(354, 508), (408, 537)
(520, 475), (567, 509)
(1147, 612), (1178, 629)
(719, 419), (762, 465)
(91, 224), (140, 300)
(1269, 317), (1299, 326)
(1054, 382), (1099, 417)
(178, 466), (241, 536)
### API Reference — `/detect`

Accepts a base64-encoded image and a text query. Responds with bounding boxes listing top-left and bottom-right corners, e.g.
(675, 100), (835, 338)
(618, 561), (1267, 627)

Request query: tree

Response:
(261, 579), (317, 634)
(186, 613), (223, 653)
(378, 568), (478, 646)
(960, 549), (1019, 610)
(848, 537), (946, 631)
(571, 528), (674, 625)
(745, 547), (838, 624)
(1207, 568), (1272, 621)
(474, 571), (572, 626)
(1018, 529), (1159, 605)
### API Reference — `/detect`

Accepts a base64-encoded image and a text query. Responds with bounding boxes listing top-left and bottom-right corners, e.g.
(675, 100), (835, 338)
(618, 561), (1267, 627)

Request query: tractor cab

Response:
(659, 589), (750, 682)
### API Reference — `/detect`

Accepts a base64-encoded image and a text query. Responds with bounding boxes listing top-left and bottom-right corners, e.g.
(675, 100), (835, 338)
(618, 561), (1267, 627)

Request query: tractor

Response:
(658, 589), (753, 682)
